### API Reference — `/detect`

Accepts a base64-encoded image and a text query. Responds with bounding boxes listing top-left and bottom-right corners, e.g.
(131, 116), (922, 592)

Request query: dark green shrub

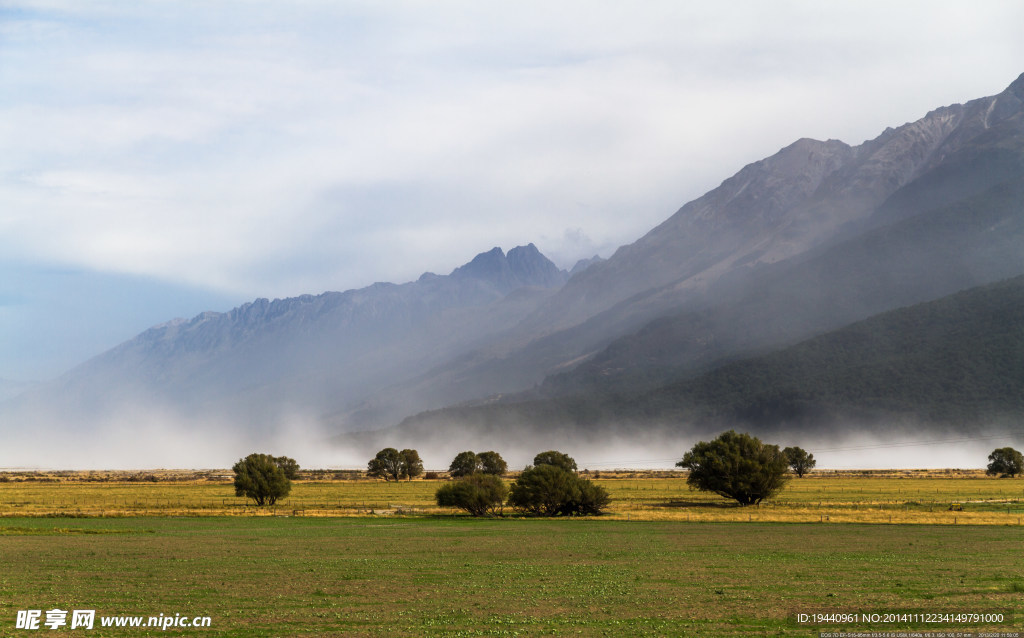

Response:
(508, 463), (610, 516)
(436, 473), (508, 516)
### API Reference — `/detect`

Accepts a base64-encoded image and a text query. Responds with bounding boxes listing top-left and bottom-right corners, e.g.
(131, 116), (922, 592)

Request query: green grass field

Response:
(0, 517), (1021, 636)
(1, 474), (1022, 636)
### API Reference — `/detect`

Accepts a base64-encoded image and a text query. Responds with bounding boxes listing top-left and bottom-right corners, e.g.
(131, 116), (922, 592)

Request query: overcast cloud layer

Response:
(2, 0), (1024, 380)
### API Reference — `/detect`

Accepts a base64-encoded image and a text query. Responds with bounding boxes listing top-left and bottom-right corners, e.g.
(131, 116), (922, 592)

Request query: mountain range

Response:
(4, 72), (1023, 465)
(5, 243), (583, 434)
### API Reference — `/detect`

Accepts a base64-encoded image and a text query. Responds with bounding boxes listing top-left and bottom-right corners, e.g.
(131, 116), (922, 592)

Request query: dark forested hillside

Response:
(391, 275), (1024, 442)
(637, 275), (1024, 430)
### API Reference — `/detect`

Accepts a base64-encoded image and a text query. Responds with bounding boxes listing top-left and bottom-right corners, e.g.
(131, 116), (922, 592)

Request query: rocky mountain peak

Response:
(569, 255), (604, 276)
(451, 244), (566, 292)
(991, 73), (1024, 126)
(507, 243), (566, 289)
(1007, 72), (1024, 100)
(450, 247), (507, 281)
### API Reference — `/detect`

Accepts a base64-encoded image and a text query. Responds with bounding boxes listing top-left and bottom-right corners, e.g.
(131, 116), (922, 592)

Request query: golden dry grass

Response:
(2, 469), (1022, 524)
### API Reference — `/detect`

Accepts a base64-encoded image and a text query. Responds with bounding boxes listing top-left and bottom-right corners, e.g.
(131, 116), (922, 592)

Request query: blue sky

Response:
(2, 0), (1024, 382)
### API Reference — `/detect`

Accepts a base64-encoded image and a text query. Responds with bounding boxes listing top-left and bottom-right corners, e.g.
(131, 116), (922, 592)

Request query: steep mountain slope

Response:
(376, 73), (1024, 413)
(4, 244), (570, 433)
(538, 176), (1024, 398)
(524, 74), (1023, 334)
(385, 275), (1024, 452)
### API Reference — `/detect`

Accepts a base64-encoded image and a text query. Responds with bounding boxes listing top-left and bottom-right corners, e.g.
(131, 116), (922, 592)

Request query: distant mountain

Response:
(568, 255), (604, 276)
(385, 275), (1024, 449)
(3, 244), (570, 434)
(447, 244), (567, 291)
(6, 74), (1024, 466)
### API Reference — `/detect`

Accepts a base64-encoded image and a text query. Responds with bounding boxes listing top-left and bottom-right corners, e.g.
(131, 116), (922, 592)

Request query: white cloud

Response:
(0, 0), (1023, 375)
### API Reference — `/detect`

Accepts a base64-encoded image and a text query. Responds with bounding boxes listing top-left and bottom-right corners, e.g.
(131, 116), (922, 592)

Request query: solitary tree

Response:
(508, 463), (610, 516)
(401, 449), (424, 481)
(232, 453), (292, 506)
(478, 451), (508, 476)
(986, 447), (1023, 478)
(783, 446), (816, 478)
(533, 450), (578, 473)
(677, 430), (789, 505)
(367, 448), (404, 481)
(435, 473), (508, 516)
(448, 451), (481, 477)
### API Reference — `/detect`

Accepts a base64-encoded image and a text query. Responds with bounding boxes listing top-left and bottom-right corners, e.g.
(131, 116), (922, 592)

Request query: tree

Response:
(783, 446), (816, 478)
(273, 455), (300, 480)
(232, 453), (292, 506)
(569, 478), (612, 516)
(478, 451), (508, 476)
(448, 450), (507, 477)
(677, 430), (790, 505)
(508, 463), (610, 516)
(367, 448), (404, 481)
(986, 447), (1023, 477)
(448, 451), (481, 477)
(401, 449), (424, 481)
(435, 473), (508, 516)
(533, 450), (578, 473)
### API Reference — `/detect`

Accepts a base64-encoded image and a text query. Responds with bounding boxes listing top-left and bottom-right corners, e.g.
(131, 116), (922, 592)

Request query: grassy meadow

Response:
(1, 470), (1023, 636)
(2, 469), (1023, 525)
(1, 517), (1022, 637)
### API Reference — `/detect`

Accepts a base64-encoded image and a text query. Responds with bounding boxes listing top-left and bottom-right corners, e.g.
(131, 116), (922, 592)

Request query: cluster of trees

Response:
(677, 432), (1023, 509)
(229, 440), (1021, 510)
(448, 450), (508, 477)
(229, 439), (806, 510)
(436, 450), (610, 517)
(366, 448), (424, 481)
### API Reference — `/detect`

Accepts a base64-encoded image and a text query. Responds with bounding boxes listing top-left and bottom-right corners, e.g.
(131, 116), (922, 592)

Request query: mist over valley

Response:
(4, 73), (1024, 471)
